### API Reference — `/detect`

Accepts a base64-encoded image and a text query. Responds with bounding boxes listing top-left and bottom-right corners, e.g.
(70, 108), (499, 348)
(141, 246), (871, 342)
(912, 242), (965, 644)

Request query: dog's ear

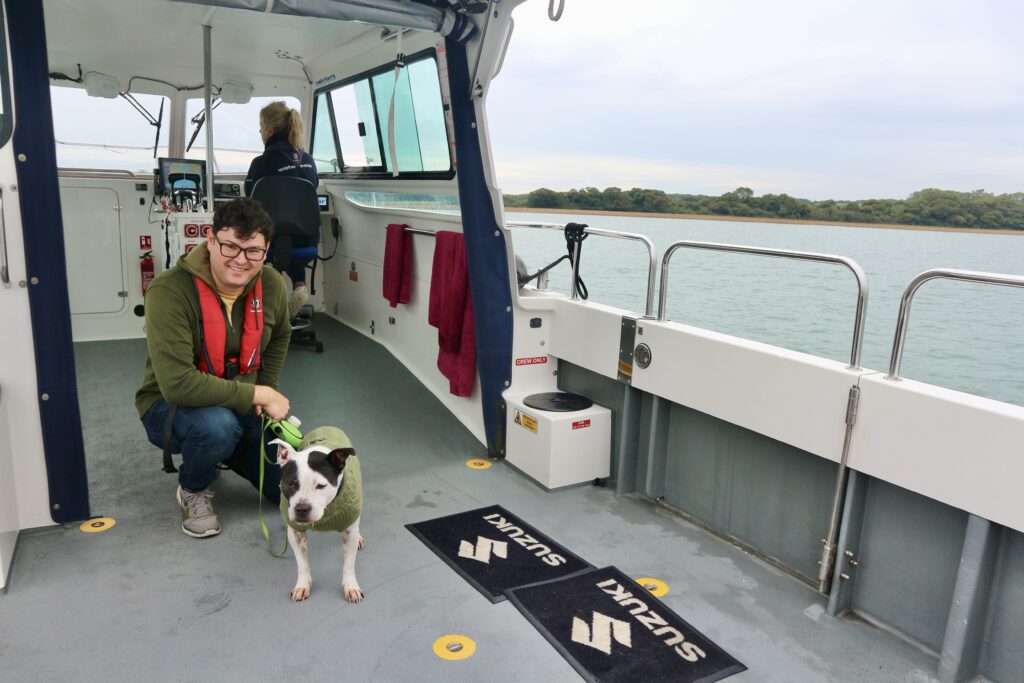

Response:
(268, 438), (295, 464)
(327, 447), (356, 472)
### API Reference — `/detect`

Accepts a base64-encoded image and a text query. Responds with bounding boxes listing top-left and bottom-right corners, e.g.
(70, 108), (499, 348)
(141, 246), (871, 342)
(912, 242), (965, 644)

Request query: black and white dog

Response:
(271, 426), (364, 602)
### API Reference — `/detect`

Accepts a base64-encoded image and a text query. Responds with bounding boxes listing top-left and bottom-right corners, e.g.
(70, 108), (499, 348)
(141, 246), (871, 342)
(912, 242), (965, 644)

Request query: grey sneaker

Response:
(176, 486), (221, 538)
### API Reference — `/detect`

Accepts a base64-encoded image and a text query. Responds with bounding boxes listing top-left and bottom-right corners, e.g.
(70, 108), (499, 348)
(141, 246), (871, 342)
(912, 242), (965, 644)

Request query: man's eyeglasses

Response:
(213, 234), (267, 261)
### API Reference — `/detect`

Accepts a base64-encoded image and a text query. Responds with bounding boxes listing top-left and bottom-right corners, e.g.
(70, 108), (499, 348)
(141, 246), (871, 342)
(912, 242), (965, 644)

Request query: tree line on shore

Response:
(503, 186), (1024, 230)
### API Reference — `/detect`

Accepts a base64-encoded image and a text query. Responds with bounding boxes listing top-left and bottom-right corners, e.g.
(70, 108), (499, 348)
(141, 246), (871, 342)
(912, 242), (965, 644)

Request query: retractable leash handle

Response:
(269, 415), (303, 448)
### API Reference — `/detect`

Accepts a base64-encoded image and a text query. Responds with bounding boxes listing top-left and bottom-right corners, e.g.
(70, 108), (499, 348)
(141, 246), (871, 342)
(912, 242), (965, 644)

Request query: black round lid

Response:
(522, 392), (593, 412)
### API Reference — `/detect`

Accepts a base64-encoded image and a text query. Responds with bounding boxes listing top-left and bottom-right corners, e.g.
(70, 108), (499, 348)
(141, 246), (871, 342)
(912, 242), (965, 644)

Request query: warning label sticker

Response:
(515, 356), (548, 366)
(513, 409), (538, 433)
(572, 419), (591, 430)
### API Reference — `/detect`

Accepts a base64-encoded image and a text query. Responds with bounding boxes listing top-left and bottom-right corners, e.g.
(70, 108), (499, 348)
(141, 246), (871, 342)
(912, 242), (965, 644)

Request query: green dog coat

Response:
(280, 426), (363, 533)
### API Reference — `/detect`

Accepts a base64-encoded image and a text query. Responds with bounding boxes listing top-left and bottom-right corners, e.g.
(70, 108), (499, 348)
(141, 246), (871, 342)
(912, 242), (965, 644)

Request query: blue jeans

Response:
(288, 264), (307, 286)
(141, 399), (280, 503)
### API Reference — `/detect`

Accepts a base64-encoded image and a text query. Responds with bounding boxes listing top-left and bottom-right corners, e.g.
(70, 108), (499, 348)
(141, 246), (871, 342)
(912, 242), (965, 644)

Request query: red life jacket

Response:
(194, 275), (264, 378)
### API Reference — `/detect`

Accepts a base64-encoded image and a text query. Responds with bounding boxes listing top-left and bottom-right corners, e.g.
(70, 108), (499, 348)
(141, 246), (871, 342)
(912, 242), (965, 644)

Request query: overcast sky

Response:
(486, 0), (1024, 201)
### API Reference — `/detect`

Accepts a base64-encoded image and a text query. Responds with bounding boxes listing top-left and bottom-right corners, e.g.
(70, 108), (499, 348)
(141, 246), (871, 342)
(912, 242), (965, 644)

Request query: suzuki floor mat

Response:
(406, 504), (593, 603)
(506, 566), (746, 683)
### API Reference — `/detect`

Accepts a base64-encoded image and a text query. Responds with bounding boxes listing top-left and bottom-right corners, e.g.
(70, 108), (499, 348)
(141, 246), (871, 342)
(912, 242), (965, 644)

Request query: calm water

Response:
(508, 211), (1024, 407)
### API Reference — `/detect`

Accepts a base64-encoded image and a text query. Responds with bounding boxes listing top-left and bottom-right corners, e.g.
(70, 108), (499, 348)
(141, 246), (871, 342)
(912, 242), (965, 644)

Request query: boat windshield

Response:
(51, 86), (170, 171)
(183, 95), (302, 173)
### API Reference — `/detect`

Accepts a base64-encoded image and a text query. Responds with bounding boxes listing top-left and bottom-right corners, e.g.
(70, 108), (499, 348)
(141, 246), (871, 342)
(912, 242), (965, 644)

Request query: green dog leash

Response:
(258, 414), (303, 558)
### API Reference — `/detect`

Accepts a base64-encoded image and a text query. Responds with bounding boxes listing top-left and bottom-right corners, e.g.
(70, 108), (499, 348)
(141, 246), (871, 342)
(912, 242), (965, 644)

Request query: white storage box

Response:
(504, 391), (611, 489)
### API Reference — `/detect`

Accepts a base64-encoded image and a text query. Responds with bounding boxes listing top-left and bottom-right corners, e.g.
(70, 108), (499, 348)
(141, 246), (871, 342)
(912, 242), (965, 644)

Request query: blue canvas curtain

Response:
(445, 37), (513, 458)
(9, 0), (91, 522)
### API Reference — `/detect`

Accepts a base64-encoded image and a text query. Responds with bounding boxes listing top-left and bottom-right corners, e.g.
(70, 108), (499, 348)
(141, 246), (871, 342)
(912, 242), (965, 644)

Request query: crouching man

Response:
(136, 198), (292, 538)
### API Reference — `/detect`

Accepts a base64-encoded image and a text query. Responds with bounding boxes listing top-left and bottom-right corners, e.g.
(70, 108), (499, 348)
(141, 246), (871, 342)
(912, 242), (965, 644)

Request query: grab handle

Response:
(886, 268), (1024, 380)
(659, 240), (868, 369)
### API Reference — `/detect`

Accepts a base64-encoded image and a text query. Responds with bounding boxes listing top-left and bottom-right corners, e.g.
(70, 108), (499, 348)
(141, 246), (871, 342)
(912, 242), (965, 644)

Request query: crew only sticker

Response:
(515, 356), (548, 366)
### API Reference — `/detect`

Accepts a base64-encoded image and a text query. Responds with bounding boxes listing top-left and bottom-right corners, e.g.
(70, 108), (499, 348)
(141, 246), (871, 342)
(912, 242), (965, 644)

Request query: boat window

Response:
(184, 96), (302, 173)
(314, 80), (383, 173)
(0, 11), (10, 148)
(50, 87), (170, 171)
(311, 51), (452, 179)
(309, 93), (339, 173)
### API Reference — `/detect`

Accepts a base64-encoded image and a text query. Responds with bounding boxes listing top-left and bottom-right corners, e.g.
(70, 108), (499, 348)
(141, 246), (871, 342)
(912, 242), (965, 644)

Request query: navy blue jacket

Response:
(244, 132), (319, 197)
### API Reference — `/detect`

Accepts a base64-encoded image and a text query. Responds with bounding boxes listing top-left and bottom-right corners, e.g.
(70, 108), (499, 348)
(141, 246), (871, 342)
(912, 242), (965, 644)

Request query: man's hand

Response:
(253, 385), (290, 422)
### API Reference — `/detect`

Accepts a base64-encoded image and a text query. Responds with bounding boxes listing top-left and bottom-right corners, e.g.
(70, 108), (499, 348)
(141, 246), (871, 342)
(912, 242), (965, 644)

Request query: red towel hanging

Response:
(429, 231), (476, 397)
(382, 223), (413, 308)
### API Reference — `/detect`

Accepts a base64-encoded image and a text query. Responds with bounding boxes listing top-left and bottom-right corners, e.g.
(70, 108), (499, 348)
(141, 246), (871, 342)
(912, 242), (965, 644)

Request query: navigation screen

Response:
(156, 157), (207, 198)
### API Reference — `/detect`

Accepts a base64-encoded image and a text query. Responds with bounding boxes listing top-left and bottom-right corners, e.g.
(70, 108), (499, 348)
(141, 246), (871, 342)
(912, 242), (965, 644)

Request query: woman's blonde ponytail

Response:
(287, 108), (304, 150)
(259, 101), (305, 151)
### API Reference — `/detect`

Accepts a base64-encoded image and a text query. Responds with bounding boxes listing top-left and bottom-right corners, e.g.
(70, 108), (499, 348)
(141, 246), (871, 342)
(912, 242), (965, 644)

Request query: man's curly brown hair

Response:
(213, 197), (274, 242)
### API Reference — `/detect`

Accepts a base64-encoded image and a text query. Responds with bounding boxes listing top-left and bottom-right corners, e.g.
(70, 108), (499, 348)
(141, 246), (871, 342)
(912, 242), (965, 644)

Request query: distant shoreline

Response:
(504, 207), (1024, 236)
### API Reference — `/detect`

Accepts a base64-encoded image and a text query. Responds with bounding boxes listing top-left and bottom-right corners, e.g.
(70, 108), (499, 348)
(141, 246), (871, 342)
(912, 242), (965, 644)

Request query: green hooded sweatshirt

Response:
(280, 426), (363, 533)
(135, 242), (291, 418)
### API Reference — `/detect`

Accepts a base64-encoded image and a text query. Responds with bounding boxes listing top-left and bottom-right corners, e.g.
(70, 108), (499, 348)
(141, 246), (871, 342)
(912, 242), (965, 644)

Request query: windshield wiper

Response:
(186, 98), (222, 153)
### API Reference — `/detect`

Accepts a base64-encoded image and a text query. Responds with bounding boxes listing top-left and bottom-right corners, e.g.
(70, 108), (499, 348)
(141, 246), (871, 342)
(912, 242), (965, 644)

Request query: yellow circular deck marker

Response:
(636, 576), (669, 597)
(80, 517), (117, 533)
(433, 634), (476, 660)
(466, 459), (492, 470)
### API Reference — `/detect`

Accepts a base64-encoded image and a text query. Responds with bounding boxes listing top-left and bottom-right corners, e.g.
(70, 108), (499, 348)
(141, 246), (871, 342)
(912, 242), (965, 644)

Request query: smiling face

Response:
(272, 441), (352, 524)
(206, 227), (267, 294)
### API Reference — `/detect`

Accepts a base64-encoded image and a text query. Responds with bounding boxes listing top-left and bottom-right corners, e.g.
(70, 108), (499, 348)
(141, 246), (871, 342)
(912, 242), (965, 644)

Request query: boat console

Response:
(212, 181), (243, 203)
(154, 157), (207, 212)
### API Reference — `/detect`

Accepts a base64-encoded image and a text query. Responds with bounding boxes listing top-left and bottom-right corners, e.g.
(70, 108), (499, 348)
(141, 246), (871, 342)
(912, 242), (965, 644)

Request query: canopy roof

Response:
(44, 0), (477, 97)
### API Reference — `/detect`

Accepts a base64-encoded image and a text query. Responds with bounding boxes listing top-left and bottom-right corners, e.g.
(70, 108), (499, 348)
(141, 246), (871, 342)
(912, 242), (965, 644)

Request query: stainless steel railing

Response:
(658, 240), (869, 370)
(886, 268), (1024, 380)
(507, 221), (658, 318)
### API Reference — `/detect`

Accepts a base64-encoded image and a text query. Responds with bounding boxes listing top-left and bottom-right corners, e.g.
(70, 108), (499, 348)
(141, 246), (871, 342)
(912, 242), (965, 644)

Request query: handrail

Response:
(57, 169), (249, 180)
(886, 268), (1024, 380)
(507, 221), (658, 318)
(658, 240), (869, 370)
(57, 168), (141, 178)
(0, 187), (9, 285)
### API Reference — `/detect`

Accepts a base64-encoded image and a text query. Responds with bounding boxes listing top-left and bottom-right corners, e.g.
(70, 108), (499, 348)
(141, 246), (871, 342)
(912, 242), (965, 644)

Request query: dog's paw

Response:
(290, 584), (311, 602)
(343, 583), (364, 603)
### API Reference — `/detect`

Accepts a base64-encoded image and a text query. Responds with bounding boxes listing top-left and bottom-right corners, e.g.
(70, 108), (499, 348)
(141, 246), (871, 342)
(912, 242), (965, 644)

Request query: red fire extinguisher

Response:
(140, 251), (155, 296)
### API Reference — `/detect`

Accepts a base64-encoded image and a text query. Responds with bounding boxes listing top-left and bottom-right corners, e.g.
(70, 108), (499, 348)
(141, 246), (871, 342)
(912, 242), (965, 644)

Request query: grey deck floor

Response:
(2, 316), (937, 682)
